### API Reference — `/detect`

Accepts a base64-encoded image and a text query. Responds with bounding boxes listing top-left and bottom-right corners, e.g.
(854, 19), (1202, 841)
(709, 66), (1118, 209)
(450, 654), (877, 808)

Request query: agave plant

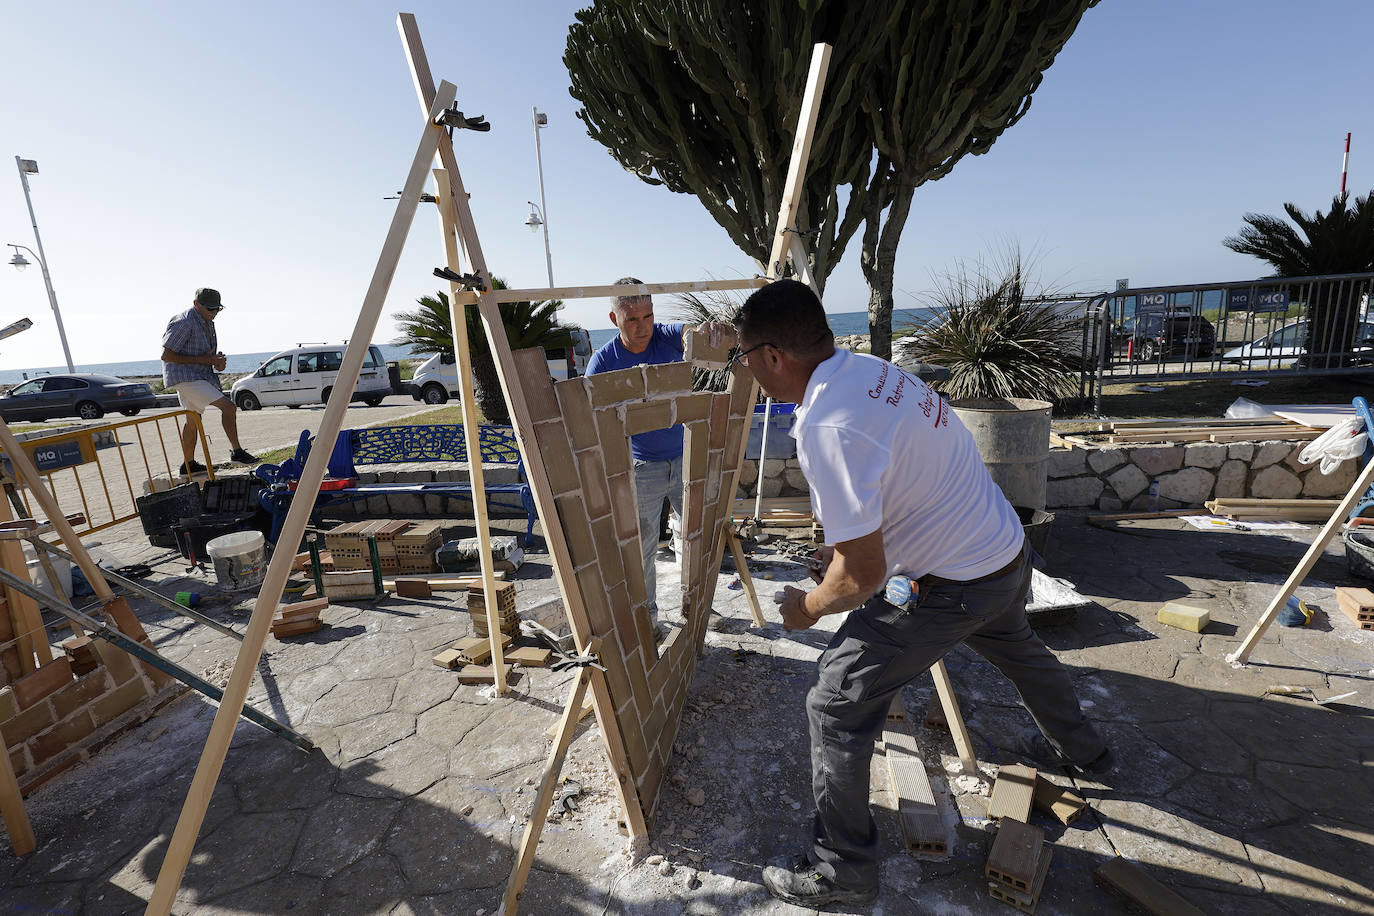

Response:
(392, 278), (571, 423)
(901, 248), (1081, 402)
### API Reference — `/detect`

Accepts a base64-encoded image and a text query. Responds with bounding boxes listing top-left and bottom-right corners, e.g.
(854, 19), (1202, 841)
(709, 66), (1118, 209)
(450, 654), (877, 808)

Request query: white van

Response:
(231, 344), (392, 410)
(409, 328), (593, 404)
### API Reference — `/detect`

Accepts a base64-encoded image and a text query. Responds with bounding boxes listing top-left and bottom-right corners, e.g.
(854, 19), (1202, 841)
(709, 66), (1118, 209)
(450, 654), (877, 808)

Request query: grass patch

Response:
(1056, 373), (1373, 424)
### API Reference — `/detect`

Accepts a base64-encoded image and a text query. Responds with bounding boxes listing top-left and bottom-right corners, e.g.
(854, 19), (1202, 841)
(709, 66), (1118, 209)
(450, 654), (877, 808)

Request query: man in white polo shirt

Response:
(736, 280), (1109, 908)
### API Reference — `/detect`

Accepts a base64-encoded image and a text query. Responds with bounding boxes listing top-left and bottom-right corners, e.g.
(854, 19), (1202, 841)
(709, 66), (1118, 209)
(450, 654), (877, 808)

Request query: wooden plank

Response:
(143, 81), (461, 916)
(726, 528), (766, 627)
(1032, 775), (1086, 826)
(448, 277), (767, 307)
(432, 166), (506, 696)
(0, 707), (34, 854)
(1231, 456), (1374, 663)
(764, 42), (832, 277)
(882, 701), (947, 858)
(930, 660), (976, 771)
(987, 764), (1037, 822)
(502, 666), (592, 913)
(985, 818), (1045, 892)
(988, 846), (1052, 914)
(1093, 857), (1208, 916)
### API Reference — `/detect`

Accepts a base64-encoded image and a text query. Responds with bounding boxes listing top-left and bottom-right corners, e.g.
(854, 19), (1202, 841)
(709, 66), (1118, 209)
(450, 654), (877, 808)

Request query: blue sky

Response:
(2, 1), (1371, 371)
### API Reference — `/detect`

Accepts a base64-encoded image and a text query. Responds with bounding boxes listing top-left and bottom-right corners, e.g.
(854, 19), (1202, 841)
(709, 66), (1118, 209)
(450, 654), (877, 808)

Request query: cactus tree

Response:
(565, 0), (1097, 359)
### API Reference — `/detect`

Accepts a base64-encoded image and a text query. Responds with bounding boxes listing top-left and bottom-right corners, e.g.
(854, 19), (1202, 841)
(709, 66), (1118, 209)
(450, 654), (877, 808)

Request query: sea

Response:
(0, 308), (926, 384)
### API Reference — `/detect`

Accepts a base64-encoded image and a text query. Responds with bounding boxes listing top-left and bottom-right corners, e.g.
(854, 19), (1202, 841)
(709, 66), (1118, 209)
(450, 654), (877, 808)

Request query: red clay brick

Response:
(532, 420), (580, 496)
(102, 596), (148, 643)
(673, 392), (712, 423)
(50, 670), (114, 720)
(595, 409), (632, 477)
(514, 347), (562, 420)
(11, 658), (74, 710)
(9, 745), (26, 777)
(394, 578), (432, 599)
(29, 710), (95, 764)
(0, 688), (15, 722)
(1, 699), (55, 748)
(624, 401), (674, 436)
(644, 362), (693, 394)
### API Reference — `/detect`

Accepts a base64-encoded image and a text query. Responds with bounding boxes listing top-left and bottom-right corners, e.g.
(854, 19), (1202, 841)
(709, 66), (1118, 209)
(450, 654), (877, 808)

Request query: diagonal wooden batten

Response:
(1229, 454), (1374, 664)
(765, 43), (832, 279)
(396, 11), (650, 840)
(449, 276), (767, 306)
(144, 81), (459, 916)
(433, 168), (505, 693)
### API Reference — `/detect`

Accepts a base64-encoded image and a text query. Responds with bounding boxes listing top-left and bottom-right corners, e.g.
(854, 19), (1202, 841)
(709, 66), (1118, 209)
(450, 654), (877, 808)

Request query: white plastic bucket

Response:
(22, 544), (73, 599)
(206, 530), (267, 592)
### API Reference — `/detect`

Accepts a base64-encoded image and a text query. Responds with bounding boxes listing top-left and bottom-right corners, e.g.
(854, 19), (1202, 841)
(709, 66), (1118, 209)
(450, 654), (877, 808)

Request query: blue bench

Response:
(255, 424), (537, 546)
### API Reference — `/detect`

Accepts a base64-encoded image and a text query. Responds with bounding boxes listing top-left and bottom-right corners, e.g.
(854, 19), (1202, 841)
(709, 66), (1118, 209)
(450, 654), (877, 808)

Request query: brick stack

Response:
(272, 598), (327, 638)
(985, 764), (1053, 913)
(394, 521), (443, 573)
(324, 520), (410, 573)
(467, 581), (518, 637)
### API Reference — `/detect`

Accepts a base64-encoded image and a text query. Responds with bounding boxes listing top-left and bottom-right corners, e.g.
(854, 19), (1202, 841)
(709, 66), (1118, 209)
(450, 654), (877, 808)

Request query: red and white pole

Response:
(1341, 132), (1351, 196)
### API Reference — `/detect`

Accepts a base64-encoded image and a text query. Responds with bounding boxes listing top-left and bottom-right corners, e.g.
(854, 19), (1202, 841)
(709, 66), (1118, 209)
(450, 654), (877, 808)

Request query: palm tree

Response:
(1223, 191), (1374, 366)
(392, 279), (572, 423)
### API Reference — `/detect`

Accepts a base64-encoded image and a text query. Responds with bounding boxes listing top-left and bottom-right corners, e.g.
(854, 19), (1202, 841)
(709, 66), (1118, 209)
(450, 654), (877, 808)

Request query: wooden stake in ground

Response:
(1229, 456), (1374, 664)
(502, 662), (595, 913)
(144, 82), (459, 916)
(725, 528), (766, 627)
(434, 167), (506, 693)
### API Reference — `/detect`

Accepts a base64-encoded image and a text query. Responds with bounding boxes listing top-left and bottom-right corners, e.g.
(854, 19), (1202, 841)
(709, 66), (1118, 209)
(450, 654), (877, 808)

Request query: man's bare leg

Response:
(212, 397), (243, 452)
(179, 414), (203, 466)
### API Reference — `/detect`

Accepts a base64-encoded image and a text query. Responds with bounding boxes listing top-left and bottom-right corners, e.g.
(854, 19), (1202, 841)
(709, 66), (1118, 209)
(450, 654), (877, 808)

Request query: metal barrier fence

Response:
(1, 410), (214, 536)
(1078, 271), (1374, 413)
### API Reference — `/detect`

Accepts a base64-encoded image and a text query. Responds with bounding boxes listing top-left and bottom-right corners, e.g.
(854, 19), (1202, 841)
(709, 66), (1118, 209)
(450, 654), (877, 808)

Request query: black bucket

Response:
(136, 483), (204, 549)
(1346, 529), (1374, 581)
(172, 512), (256, 561)
(1016, 506), (1055, 557)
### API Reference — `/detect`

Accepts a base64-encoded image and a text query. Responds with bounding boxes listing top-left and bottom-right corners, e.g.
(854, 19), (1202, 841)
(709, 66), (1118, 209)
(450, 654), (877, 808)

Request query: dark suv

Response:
(1114, 312), (1216, 361)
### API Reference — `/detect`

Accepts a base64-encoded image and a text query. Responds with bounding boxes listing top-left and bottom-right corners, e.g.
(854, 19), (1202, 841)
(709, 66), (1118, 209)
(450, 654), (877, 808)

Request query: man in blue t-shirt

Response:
(586, 278), (732, 635)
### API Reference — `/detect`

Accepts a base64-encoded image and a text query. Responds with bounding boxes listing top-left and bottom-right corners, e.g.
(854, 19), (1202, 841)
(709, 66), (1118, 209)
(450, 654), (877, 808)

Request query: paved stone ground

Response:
(2, 507), (1373, 915)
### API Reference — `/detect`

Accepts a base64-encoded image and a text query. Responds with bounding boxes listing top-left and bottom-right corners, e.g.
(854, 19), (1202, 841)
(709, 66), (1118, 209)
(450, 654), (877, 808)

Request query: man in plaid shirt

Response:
(161, 287), (256, 474)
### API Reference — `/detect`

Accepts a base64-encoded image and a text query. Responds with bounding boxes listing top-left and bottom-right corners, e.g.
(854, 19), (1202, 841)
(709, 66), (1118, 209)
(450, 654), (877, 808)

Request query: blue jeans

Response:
(633, 456), (683, 623)
(806, 540), (1104, 889)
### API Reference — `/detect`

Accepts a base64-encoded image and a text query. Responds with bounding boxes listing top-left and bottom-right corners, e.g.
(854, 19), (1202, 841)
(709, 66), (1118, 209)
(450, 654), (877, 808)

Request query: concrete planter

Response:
(950, 397), (1053, 511)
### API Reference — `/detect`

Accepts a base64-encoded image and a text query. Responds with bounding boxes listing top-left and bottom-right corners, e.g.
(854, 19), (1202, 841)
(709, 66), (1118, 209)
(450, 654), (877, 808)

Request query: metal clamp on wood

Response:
(433, 106), (490, 132)
(433, 265), (486, 290)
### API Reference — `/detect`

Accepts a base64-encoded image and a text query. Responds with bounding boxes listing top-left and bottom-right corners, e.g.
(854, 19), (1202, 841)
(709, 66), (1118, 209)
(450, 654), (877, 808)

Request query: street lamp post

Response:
(10, 156), (75, 372)
(530, 107), (554, 287)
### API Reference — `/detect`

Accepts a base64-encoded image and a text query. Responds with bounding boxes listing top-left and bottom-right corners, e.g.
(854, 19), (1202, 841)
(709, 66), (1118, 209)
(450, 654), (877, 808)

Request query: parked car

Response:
(1222, 319), (1374, 367)
(409, 327), (594, 404)
(0, 374), (157, 422)
(231, 344), (391, 410)
(1113, 312), (1216, 361)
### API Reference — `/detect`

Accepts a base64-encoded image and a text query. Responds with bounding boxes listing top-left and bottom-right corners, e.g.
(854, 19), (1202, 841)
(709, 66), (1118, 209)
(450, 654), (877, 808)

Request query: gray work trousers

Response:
(633, 456), (683, 623)
(805, 540), (1104, 890)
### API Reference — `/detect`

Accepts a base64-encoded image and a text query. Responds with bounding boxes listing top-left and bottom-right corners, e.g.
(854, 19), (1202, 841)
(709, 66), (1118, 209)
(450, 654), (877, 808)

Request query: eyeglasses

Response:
(728, 341), (774, 370)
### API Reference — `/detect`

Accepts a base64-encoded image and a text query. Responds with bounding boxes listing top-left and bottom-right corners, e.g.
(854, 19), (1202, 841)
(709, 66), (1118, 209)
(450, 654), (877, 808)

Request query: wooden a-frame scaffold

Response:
(143, 14), (980, 915)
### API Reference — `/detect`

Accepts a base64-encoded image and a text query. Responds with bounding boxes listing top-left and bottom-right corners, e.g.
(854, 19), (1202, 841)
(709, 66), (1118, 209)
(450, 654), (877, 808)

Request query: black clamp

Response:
(434, 107), (491, 132)
(550, 651), (606, 673)
(433, 266), (487, 291)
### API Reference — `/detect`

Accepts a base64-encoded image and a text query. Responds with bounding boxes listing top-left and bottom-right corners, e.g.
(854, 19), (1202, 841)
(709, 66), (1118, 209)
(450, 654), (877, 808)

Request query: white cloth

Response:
(791, 349), (1023, 581)
(174, 379), (228, 414)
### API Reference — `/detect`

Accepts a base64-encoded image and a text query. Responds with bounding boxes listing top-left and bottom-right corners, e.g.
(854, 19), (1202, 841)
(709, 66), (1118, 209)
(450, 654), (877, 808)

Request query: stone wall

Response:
(1045, 439), (1358, 511)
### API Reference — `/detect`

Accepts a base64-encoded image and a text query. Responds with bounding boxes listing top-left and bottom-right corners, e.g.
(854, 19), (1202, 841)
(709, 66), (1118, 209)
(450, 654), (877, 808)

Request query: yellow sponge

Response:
(1157, 602), (1210, 633)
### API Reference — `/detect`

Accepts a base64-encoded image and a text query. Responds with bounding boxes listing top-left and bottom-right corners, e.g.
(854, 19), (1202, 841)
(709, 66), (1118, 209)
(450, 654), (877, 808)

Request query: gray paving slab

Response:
(2, 508), (1374, 914)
